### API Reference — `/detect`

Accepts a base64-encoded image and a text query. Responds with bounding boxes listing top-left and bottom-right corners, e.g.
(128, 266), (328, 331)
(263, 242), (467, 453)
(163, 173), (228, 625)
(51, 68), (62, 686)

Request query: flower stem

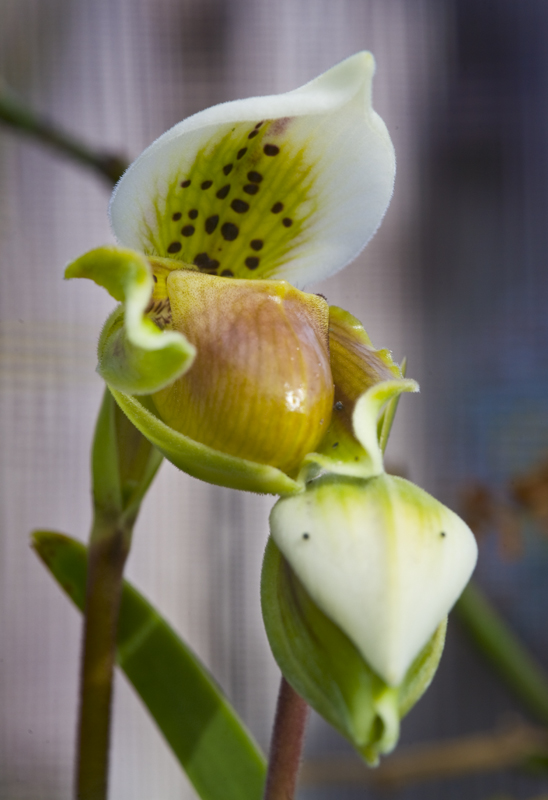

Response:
(74, 389), (162, 799)
(263, 678), (309, 800)
(0, 82), (127, 185)
(455, 579), (548, 725)
(75, 516), (132, 800)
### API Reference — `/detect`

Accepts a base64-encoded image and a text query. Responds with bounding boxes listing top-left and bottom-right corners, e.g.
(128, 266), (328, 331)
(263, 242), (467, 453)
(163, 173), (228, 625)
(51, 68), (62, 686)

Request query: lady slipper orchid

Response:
(63, 49), (478, 762)
(65, 52), (396, 494)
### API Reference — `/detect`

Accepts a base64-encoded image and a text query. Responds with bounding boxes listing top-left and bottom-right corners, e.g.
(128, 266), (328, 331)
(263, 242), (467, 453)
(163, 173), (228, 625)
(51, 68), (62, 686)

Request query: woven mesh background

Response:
(2, 1), (548, 798)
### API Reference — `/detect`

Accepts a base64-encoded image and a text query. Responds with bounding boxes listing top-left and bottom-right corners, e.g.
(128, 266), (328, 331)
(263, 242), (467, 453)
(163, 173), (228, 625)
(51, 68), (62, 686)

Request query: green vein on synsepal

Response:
(32, 531), (266, 800)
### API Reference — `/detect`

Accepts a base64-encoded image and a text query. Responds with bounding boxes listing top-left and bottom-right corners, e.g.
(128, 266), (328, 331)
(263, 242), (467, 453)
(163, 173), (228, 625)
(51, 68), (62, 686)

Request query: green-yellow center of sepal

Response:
(143, 119), (317, 281)
(150, 269), (334, 475)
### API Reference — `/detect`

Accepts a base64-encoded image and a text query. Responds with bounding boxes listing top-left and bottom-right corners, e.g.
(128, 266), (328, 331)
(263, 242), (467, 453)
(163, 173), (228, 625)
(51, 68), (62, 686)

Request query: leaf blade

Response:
(32, 530), (266, 800)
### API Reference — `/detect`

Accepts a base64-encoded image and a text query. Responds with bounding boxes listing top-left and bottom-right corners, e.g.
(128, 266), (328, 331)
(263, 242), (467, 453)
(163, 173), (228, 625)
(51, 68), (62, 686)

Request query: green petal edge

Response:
(110, 388), (301, 495)
(32, 531), (266, 800)
(65, 246), (195, 394)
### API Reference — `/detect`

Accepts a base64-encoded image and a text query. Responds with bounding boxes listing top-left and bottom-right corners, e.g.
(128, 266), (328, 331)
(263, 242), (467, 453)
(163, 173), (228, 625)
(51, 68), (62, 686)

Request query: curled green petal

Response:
(110, 388), (301, 495)
(65, 246), (195, 394)
(261, 538), (447, 765)
(303, 379), (417, 481)
(378, 356), (408, 455)
(351, 378), (419, 477)
(301, 307), (416, 481)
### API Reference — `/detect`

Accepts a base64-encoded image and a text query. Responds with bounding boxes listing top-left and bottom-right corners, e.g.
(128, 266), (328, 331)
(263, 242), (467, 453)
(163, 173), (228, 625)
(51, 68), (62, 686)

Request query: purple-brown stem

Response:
(75, 519), (131, 800)
(263, 677), (309, 800)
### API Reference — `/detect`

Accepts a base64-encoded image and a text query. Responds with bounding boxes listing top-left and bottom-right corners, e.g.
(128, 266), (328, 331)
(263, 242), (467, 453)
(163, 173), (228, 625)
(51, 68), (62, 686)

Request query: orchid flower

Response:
(65, 52), (395, 494)
(65, 53), (478, 763)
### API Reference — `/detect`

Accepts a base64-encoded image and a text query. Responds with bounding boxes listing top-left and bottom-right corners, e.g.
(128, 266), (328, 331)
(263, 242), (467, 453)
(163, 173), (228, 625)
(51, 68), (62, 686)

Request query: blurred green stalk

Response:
(455, 580), (548, 725)
(0, 81), (127, 184)
(76, 390), (163, 800)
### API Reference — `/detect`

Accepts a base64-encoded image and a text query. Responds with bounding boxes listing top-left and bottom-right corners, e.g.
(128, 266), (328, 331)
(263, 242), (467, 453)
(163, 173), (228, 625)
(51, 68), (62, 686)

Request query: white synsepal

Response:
(271, 475), (478, 686)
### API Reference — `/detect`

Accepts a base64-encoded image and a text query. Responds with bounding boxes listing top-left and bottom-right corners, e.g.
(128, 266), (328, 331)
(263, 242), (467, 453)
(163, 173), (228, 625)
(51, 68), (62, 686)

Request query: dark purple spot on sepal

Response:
(231, 199), (249, 214)
(205, 215), (219, 234)
(221, 223), (239, 241)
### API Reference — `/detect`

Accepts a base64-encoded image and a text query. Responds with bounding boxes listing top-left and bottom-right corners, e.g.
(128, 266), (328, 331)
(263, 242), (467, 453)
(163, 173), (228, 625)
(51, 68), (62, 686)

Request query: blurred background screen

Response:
(2, 0), (548, 798)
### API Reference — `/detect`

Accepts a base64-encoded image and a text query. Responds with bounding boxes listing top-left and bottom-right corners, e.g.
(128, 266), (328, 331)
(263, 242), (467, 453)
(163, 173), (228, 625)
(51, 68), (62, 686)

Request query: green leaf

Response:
(32, 531), (266, 800)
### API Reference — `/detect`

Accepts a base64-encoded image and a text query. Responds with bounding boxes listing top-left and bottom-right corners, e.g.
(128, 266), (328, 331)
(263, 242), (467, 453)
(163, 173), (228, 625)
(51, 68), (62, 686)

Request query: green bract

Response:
(65, 53), (397, 493)
(263, 418), (477, 762)
(263, 469), (477, 761)
(261, 537), (447, 765)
